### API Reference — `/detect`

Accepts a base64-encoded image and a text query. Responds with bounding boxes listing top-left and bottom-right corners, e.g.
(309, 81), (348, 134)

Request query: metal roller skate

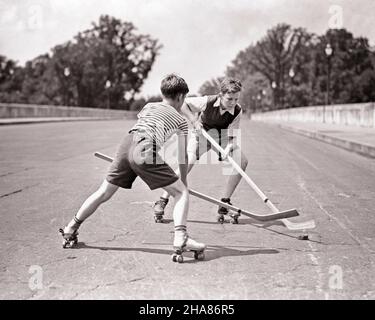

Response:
(172, 234), (206, 263)
(59, 228), (79, 248)
(153, 197), (169, 223)
(217, 213), (226, 224)
(229, 212), (240, 224)
(217, 198), (235, 224)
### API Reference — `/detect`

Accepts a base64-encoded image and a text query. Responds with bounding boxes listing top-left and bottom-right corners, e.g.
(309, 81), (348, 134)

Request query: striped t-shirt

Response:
(130, 102), (189, 147)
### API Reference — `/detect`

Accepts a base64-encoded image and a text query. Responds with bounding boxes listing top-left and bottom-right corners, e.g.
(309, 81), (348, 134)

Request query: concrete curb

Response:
(279, 124), (375, 158)
(0, 117), (125, 126)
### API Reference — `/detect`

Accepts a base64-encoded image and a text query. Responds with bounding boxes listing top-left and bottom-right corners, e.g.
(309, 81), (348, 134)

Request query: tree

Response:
(20, 54), (62, 105)
(0, 56), (20, 102)
(129, 97), (146, 111)
(129, 94), (162, 111)
(198, 77), (223, 96)
(0, 15), (162, 109)
(261, 24), (310, 108)
(51, 15), (162, 109)
(202, 24), (375, 113)
(225, 24), (315, 110)
(0, 55), (16, 83)
(312, 29), (375, 105)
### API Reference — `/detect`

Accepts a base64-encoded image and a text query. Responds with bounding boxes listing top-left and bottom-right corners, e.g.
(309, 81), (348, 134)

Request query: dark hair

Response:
(160, 74), (189, 99)
(220, 77), (242, 94)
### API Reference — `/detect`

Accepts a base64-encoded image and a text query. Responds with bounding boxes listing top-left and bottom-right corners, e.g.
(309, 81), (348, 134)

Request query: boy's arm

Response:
(177, 133), (189, 186)
(181, 97), (208, 131)
(223, 109), (242, 158)
(181, 102), (198, 124)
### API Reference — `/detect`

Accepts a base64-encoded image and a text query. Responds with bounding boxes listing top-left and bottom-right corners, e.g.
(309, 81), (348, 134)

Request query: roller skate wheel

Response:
(172, 253), (183, 263)
(63, 242), (72, 249)
(217, 215), (224, 224)
(230, 217), (239, 224)
(63, 238), (77, 249)
(194, 251), (205, 260)
(154, 216), (163, 223)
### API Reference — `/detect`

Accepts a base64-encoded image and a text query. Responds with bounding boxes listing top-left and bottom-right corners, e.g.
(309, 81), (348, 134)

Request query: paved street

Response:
(0, 119), (374, 299)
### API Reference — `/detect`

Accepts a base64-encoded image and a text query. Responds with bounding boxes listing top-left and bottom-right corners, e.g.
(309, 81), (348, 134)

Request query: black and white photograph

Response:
(0, 0), (375, 304)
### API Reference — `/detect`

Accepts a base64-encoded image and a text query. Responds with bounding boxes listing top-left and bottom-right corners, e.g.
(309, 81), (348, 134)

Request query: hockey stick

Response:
(189, 189), (298, 221)
(93, 152), (299, 222)
(201, 129), (316, 230)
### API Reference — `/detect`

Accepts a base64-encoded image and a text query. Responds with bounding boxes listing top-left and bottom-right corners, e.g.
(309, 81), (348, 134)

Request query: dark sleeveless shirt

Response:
(200, 95), (242, 131)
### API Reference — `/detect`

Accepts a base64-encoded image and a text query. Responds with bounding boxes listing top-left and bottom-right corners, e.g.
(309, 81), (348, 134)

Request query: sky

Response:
(0, 0), (374, 96)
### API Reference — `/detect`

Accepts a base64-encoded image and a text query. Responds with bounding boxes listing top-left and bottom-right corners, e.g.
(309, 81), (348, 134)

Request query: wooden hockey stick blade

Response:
(94, 152), (298, 222)
(266, 197), (316, 229)
(189, 189), (298, 222)
(200, 130), (316, 230)
(280, 218), (316, 230)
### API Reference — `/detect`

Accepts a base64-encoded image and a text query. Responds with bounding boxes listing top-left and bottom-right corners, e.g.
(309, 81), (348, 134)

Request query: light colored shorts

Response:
(187, 129), (231, 160)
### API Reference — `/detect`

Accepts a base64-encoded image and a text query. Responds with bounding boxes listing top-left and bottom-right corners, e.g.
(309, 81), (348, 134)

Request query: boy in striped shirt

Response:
(59, 74), (206, 261)
(154, 77), (248, 224)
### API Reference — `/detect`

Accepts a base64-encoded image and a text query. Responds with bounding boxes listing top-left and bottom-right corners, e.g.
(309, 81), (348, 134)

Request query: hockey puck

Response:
(298, 234), (309, 240)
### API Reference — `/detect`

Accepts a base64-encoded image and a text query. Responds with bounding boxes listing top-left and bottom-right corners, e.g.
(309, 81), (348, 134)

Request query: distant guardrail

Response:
(252, 102), (375, 128)
(0, 103), (137, 119)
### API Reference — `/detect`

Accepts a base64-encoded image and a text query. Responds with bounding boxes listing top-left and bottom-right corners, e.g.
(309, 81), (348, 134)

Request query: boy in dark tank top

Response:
(154, 78), (249, 224)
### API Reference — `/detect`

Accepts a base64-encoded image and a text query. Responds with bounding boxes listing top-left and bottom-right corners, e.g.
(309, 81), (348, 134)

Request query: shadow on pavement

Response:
(174, 218), (321, 243)
(74, 243), (280, 262)
(153, 217), (323, 244)
(164, 218), (296, 228)
(187, 218), (286, 227)
(205, 245), (279, 261)
(240, 218), (323, 244)
(163, 218), (226, 225)
(187, 219), (224, 225)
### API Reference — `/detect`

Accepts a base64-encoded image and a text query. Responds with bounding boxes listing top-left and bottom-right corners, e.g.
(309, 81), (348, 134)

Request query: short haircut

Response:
(160, 74), (189, 99)
(220, 77), (242, 94)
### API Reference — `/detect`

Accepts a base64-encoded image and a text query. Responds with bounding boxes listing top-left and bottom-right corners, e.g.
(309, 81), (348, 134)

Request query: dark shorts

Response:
(106, 132), (179, 190)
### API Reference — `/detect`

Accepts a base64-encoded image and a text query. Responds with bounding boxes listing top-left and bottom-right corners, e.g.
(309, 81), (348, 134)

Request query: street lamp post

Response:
(257, 93), (262, 111)
(289, 68), (295, 108)
(105, 80), (111, 109)
(261, 89), (266, 111)
(289, 68), (295, 79)
(63, 67), (70, 106)
(324, 43), (333, 123)
(271, 81), (277, 109)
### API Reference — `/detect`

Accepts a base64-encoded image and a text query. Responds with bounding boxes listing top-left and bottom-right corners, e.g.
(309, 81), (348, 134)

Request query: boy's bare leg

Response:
(217, 149), (248, 223)
(154, 152), (197, 220)
(160, 152), (197, 200)
(162, 179), (189, 226)
(223, 149), (248, 199)
(64, 179), (119, 233)
(162, 179), (205, 255)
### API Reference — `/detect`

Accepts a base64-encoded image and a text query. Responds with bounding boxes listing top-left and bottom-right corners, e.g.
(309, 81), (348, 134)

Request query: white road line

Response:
(298, 179), (372, 253)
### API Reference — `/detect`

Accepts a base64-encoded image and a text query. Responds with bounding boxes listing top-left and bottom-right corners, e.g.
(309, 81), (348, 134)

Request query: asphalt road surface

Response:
(1, 119), (374, 299)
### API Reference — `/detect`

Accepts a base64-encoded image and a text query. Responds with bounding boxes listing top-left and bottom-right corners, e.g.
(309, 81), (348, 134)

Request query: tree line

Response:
(1, 19), (374, 113)
(0, 15), (162, 110)
(199, 24), (375, 113)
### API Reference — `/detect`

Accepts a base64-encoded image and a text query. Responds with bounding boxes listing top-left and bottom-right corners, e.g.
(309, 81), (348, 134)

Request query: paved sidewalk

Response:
(271, 121), (375, 158)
